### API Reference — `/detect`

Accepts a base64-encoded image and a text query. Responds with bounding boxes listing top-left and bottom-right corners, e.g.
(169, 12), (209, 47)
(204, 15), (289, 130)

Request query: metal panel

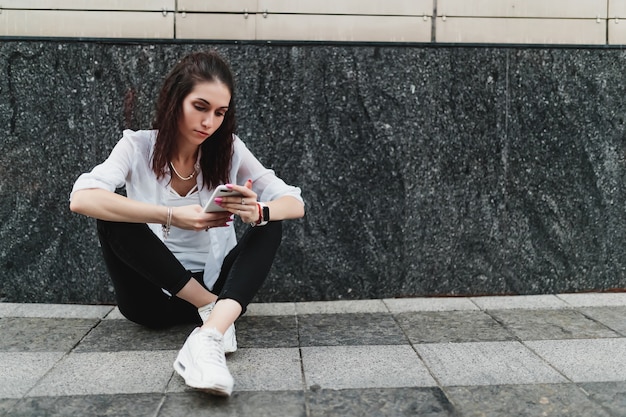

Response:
(437, 0), (606, 19)
(1, 0), (174, 11)
(258, 0), (433, 16)
(176, 13), (255, 39)
(0, 10), (174, 38)
(608, 19), (626, 44)
(256, 14), (431, 42)
(436, 17), (606, 44)
(609, 0), (626, 18)
(177, 0), (257, 13)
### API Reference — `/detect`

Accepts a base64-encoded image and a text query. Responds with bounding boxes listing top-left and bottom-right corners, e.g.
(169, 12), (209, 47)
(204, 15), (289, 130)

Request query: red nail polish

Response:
(215, 197), (222, 204)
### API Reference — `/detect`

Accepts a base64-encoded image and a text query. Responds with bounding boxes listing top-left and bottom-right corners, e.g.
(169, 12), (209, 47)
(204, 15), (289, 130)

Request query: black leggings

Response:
(96, 220), (282, 329)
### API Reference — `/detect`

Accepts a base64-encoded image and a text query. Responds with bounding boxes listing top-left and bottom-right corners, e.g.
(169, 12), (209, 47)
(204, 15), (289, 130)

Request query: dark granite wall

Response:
(1, 40), (625, 304)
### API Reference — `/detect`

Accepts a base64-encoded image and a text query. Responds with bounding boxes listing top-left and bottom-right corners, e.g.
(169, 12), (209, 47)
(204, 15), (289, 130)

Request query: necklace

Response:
(170, 162), (196, 181)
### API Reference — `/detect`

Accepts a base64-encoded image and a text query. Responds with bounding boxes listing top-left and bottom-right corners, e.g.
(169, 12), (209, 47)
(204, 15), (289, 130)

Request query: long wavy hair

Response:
(152, 51), (236, 189)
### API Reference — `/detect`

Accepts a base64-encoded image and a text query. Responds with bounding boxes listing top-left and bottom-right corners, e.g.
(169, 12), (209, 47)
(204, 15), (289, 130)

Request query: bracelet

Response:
(251, 202), (262, 227)
(162, 207), (173, 239)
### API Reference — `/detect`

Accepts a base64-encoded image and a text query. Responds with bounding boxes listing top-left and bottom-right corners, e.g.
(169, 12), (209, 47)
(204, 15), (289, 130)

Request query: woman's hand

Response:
(171, 205), (233, 231)
(216, 180), (260, 225)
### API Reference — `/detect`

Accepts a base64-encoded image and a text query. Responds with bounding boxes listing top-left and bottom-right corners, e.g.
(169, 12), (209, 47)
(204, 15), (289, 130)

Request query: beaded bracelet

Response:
(162, 207), (173, 239)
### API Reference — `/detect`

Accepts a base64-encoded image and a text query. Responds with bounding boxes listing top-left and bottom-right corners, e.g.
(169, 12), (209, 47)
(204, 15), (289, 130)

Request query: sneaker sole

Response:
(173, 346), (233, 396)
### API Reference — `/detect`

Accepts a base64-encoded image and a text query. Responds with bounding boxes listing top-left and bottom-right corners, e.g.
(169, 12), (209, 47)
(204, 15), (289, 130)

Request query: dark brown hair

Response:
(152, 51), (236, 189)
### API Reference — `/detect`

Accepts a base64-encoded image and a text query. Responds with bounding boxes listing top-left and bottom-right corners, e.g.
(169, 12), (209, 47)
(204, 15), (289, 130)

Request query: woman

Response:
(69, 51), (305, 397)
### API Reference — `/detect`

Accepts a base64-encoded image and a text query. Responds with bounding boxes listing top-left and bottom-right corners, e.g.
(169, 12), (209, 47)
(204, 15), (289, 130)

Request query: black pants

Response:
(96, 220), (282, 329)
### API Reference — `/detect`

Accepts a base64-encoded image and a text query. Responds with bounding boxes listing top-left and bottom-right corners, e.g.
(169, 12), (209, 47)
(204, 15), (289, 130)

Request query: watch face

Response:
(262, 205), (270, 222)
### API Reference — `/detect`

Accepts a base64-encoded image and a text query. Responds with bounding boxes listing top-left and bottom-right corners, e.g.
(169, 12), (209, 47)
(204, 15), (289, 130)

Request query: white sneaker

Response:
(198, 302), (238, 353)
(173, 327), (234, 396)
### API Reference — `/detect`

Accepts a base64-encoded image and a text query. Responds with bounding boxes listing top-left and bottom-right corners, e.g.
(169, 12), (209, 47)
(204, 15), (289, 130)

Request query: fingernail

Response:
(247, 179), (252, 183)
(226, 183), (233, 188)
(215, 197), (222, 204)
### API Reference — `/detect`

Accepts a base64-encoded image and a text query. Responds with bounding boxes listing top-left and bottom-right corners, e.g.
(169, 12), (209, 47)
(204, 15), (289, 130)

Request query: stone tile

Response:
(75, 320), (195, 352)
(0, 318), (98, 352)
(416, 342), (567, 386)
(246, 302), (296, 317)
(28, 350), (177, 396)
(525, 338), (626, 382)
(235, 315), (298, 348)
(298, 313), (407, 346)
(470, 294), (570, 310)
(168, 348), (303, 392)
(0, 352), (65, 398)
(307, 387), (457, 417)
(581, 306), (626, 336)
(295, 299), (388, 315)
(383, 297), (479, 313)
(159, 391), (306, 417)
(301, 345), (436, 390)
(488, 309), (619, 341)
(0, 303), (19, 317)
(446, 384), (612, 417)
(8, 303), (113, 319)
(9, 393), (163, 417)
(103, 306), (125, 320)
(395, 310), (515, 343)
(557, 292), (626, 307)
(580, 381), (626, 417)
(0, 399), (18, 415)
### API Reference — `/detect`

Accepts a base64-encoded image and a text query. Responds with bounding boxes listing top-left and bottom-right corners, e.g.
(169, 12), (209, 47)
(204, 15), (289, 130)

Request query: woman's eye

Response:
(194, 105), (206, 111)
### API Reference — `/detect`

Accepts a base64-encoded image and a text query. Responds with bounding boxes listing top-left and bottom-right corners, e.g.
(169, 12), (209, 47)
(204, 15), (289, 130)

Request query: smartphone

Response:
(203, 185), (244, 212)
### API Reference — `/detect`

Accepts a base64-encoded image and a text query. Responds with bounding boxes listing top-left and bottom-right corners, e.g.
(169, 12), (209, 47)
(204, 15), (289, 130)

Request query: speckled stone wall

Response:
(1, 41), (626, 304)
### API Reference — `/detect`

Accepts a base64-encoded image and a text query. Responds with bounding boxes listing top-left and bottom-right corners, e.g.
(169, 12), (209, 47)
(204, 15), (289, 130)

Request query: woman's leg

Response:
(203, 221), (283, 332)
(96, 220), (212, 328)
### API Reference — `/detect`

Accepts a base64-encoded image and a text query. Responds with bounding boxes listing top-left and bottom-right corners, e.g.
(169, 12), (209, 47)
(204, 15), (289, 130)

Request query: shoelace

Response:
(197, 331), (227, 367)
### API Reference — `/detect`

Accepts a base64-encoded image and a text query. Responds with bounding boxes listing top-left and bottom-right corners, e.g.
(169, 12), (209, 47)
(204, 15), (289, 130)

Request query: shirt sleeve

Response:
(232, 137), (304, 205)
(69, 131), (136, 200)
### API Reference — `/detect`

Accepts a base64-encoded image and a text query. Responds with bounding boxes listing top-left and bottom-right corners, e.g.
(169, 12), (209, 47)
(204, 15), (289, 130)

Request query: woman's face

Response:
(177, 81), (231, 146)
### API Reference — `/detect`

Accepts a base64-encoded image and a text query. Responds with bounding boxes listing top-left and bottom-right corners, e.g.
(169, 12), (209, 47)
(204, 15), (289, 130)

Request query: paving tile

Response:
(395, 310), (515, 344)
(28, 350), (177, 396)
(0, 303), (19, 317)
(235, 315), (298, 348)
(159, 391), (306, 417)
(445, 384), (612, 417)
(103, 307), (125, 320)
(306, 387), (457, 417)
(557, 292), (626, 307)
(75, 320), (195, 352)
(383, 297), (479, 313)
(301, 345), (436, 390)
(246, 302), (296, 316)
(525, 338), (626, 382)
(295, 299), (388, 314)
(580, 381), (626, 417)
(0, 318), (98, 352)
(0, 399), (18, 415)
(470, 295), (569, 310)
(168, 348), (303, 392)
(298, 313), (407, 346)
(416, 342), (567, 386)
(580, 306), (626, 336)
(8, 393), (164, 417)
(0, 352), (65, 399)
(488, 309), (619, 341)
(6, 303), (114, 319)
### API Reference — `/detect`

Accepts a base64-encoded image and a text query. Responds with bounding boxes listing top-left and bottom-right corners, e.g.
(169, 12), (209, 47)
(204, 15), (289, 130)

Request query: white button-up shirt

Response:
(70, 129), (303, 290)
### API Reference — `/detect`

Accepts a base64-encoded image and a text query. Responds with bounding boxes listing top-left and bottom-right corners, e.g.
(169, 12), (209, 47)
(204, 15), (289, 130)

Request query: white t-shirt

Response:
(70, 129), (304, 290)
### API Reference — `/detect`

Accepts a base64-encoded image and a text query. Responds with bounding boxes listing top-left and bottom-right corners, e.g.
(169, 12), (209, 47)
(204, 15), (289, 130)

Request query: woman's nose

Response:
(202, 114), (213, 128)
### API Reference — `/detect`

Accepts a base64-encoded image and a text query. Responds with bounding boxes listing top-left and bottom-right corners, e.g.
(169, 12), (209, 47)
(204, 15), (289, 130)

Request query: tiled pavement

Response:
(1, 293), (626, 416)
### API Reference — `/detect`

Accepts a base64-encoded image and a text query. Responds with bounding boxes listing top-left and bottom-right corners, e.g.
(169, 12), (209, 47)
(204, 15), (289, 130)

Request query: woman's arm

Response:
(70, 188), (232, 230)
(70, 188), (169, 224)
(264, 195), (305, 221)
